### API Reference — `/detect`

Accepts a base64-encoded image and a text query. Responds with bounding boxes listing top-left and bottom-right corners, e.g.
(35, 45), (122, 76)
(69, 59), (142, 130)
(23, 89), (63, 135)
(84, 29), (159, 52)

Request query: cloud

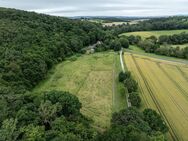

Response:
(0, 0), (188, 17)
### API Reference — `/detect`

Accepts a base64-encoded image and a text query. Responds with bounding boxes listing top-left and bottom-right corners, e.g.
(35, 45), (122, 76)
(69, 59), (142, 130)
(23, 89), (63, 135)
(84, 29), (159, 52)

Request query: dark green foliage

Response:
(95, 43), (109, 52)
(107, 16), (188, 35)
(97, 125), (150, 141)
(138, 40), (160, 53)
(129, 92), (141, 108)
(0, 91), (95, 141)
(158, 32), (188, 45)
(124, 77), (138, 93)
(103, 107), (167, 140)
(119, 37), (129, 48)
(127, 35), (141, 45)
(42, 91), (81, 117)
(118, 71), (131, 82)
(143, 109), (169, 134)
(0, 7), (104, 94)
(137, 36), (188, 59)
(109, 39), (122, 51)
(112, 107), (151, 133)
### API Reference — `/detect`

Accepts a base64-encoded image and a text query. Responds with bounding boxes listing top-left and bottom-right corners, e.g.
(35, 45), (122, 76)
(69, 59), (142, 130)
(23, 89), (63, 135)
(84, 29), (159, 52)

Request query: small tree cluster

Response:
(118, 71), (140, 108)
(97, 107), (168, 141)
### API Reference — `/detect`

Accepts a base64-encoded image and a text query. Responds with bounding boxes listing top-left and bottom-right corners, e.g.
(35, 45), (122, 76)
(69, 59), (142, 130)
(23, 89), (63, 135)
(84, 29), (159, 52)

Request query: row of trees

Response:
(158, 32), (188, 45)
(95, 36), (129, 52)
(121, 33), (188, 59)
(119, 71), (140, 107)
(138, 37), (188, 59)
(105, 16), (188, 35)
(115, 67), (168, 140)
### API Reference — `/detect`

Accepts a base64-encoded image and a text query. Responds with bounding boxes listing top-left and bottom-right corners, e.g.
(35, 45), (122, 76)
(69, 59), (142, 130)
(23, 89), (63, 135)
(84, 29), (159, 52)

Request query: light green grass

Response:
(113, 53), (127, 112)
(129, 45), (145, 53)
(125, 46), (188, 64)
(33, 51), (126, 130)
(162, 43), (188, 49)
(103, 22), (127, 26)
(120, 29), (188, 39)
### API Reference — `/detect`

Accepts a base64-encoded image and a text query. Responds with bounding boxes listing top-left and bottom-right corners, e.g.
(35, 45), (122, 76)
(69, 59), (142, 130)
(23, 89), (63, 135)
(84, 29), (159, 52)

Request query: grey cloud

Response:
(0, 0), (188, 16)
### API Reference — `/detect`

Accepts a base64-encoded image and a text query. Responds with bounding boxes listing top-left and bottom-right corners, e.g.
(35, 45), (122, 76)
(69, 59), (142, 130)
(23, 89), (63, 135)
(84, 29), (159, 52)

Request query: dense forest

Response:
(106, 16), (188, 35)
(0, 8), (106, 95)
(0, 7), (184, 141)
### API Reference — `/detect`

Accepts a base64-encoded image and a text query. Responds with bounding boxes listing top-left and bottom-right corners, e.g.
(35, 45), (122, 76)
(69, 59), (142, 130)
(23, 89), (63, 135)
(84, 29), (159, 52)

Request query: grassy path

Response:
(33, 51), (126, 130)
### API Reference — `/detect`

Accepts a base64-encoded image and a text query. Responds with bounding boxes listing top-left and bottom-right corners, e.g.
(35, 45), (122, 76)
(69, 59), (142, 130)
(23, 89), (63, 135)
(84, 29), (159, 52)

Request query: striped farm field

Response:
(124, 52), (188, 141)
(120, 29), (188, 39)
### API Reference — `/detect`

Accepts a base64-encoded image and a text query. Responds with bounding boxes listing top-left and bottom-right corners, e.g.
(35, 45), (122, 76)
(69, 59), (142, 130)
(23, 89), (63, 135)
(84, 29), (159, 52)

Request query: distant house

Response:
(82, 41), (102, 54)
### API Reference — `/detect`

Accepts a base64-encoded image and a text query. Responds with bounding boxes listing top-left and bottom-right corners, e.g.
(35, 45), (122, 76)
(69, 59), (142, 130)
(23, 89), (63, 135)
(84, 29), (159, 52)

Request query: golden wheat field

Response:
(124, 52), (188, 141)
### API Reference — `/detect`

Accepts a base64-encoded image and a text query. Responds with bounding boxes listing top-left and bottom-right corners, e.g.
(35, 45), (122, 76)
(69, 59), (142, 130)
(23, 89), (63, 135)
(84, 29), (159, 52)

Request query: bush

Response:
(129, 92), (141, 107)
(118, 71), (131, 82)
(143, 109), (169, 133)
(119, 37), (129, 48)
(124, 78), (138, 93)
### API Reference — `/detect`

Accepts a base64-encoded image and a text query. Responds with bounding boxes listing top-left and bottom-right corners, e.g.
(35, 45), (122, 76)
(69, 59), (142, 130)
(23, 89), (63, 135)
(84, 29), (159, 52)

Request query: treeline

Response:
(158, 32), (188, 45)
(95, 36), (129, 52)
(105, 16), (188, 35)
(97, 70), (168, 141)
(138, 36), (188, 59)
(119, 71), (141, 107)
(122, 33), (188, 59)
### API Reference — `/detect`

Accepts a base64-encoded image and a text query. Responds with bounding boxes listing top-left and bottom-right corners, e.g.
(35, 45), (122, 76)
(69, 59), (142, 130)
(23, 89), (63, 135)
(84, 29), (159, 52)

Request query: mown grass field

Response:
(33, 52), (126, 130)
(103, 20), (141, 27)
(124, 52), (188, 141)
(120, 29), (188, 39)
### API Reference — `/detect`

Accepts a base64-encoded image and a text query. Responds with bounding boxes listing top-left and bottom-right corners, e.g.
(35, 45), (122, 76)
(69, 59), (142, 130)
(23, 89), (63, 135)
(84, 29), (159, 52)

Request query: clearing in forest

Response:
(33, 52), (126, 130)
(124, 52), (188, 141)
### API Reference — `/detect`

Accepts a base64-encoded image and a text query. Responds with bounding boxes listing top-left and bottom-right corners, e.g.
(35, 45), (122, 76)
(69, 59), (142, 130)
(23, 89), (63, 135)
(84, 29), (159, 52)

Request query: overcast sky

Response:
(0, 0), (188, 17)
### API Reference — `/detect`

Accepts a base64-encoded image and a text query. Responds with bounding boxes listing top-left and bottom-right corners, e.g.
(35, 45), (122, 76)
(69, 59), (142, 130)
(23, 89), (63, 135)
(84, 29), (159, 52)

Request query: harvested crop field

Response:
(120, 29), (188, 39)
(124, 52), (188, 141)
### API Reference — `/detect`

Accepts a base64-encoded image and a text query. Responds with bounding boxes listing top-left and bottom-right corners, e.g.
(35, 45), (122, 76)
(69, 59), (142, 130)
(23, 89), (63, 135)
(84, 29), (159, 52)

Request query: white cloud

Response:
(0, 0), (188, 17)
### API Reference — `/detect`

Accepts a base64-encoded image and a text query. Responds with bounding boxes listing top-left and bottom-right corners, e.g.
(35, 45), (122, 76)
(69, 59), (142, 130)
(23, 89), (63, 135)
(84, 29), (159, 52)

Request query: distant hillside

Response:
(0, 7), (105, 94)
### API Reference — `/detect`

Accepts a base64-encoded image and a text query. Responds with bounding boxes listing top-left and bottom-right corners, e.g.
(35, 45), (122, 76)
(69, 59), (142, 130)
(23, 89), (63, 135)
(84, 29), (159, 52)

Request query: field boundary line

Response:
(126, 49), (188, 65)
(112, 53), (116, 112)
(176, 66), (188, 83)
(146, 60), (188, 121)
(156, 63), (188, 101)
(131, 54), (179, 141)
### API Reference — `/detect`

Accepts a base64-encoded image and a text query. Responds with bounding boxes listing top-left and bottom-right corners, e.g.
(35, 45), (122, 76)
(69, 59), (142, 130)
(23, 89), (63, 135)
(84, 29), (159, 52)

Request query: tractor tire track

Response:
(146, 61), (188, 121)
(131, 54), (180, 141)
(157, 63), (188, 101)
(176, 66), (188, 83)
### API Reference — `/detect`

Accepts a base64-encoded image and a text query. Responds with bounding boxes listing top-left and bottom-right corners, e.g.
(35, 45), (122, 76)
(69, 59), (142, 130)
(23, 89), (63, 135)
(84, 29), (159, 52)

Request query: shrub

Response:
(129, 92), (141, 107)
